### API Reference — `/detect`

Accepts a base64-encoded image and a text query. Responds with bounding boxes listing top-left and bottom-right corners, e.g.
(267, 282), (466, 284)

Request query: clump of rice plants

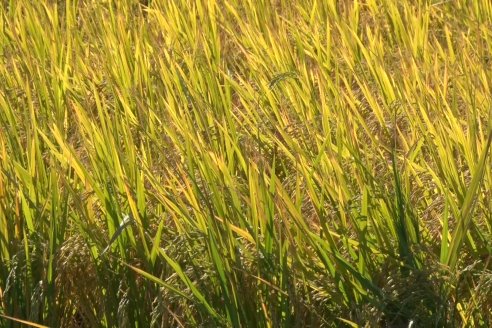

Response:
(0, 0), (491, 327)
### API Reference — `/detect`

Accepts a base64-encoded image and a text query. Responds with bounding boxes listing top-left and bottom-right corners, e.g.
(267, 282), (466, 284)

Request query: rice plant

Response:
(0, 0), (491, 327)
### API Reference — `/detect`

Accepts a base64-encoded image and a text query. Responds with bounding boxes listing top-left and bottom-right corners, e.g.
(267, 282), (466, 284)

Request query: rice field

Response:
(0, 0), (491, 327)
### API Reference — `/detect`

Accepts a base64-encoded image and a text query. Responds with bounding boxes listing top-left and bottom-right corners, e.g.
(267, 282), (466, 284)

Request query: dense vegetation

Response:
(1, 0), (491, 327)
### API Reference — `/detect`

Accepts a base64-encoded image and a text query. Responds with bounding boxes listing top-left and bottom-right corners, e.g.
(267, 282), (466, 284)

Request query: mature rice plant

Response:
(0, 0), (491, 327)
